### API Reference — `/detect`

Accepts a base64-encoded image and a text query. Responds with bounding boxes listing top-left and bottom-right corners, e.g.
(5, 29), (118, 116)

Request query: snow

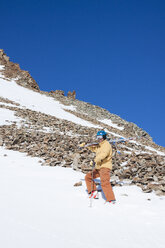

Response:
(0, 106), (60, 132)
(130, 140), (165, 157)
(0, 108), (23, 126)
(144, 145), (165, 156)
(0, 102), (20, 108)
(0, 65), (5, 70)
(123, 151), (132, 154)
(105, 129), (124, 138)
(0, 77), (101, 129)
(121, 161), (128, 167)
(0, 147), (165, 248)
(99, 118), (124, 130)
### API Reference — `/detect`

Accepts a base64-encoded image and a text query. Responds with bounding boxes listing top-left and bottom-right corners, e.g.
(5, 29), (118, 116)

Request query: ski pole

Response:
(89, 161), (95, 208)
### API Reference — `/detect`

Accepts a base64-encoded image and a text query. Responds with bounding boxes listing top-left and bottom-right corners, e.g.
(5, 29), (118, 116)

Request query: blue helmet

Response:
(96, 130), (107, 139)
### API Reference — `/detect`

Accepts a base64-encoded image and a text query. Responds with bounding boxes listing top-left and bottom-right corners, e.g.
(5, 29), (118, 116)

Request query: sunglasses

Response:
(96, 135), (103, 140)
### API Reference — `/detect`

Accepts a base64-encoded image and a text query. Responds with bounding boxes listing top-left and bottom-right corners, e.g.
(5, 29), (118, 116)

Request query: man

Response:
(80, 130), (116, 204)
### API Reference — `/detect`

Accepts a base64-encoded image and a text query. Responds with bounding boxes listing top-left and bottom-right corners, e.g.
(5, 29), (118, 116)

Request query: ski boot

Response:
(89, 190), (99, 199)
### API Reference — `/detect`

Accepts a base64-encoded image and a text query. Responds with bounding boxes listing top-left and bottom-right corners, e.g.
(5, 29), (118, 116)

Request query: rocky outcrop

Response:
(50, 90), (65, 96)
(67, 90), (76, 99)
(49, 90), (76, 99)
(0, 49), (39, 91)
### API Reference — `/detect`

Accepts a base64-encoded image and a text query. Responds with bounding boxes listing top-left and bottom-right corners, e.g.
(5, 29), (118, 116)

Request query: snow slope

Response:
(0, 65), (5, 70)
(0, 76), (101, 129)
(99, 118), (124, 130)
(0, 108), (23, 126)
(0, 74), (125, 131)
(0, 147), (165, 248)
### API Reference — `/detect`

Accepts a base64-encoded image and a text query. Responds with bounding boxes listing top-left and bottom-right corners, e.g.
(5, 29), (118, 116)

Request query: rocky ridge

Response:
(0, 49), (39, 91)
(0, 50), (165, 196)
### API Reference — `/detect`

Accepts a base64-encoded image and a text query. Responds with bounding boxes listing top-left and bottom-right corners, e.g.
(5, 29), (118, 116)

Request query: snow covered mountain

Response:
(0, 50), (165, 248)
(0, 49), (165, 195)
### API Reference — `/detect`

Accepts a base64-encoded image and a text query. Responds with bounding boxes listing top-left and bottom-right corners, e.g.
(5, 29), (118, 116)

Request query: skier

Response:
(80, 130), (116, 204)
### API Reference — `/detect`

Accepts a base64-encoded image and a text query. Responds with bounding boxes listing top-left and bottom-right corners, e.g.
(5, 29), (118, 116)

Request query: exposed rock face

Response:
(0, 49), (40, 91)
(50, 90), (65, 96)
(49, 90), (76, 99)
(67, 90), (76, 99)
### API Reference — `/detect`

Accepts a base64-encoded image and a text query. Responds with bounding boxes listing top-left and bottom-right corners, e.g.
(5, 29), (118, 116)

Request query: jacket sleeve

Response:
(87, 146), (98, 152)
(94, 143), (111, 163)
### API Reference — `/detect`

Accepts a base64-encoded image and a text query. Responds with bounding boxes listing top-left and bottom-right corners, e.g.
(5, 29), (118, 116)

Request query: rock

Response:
(0, 50), (40, 91)
(153, 175), (158, 182)
(160, 185), (165, 192)
(0, 139), (3, 146)
(142, 188), (152, 193)
(74, 181), (82, 187)
(155, 190), (164, 196)
(67, 90), (76, 99)
(111, 175), (119, 182)
(50, 90), (64, 96)
(121, 194), (128, 197)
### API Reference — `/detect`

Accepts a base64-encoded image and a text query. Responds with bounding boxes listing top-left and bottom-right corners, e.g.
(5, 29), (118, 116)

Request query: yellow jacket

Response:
(88, 140), (112, 170)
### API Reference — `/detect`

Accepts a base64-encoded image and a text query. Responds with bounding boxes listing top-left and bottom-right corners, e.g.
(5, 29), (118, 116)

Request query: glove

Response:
(94, 158), (101, 165)
(79, 142), (86, 148)
(90, 161), (94, 166)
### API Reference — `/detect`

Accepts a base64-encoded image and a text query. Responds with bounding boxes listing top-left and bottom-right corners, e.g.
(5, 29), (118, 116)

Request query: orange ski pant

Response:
(85, 167), (116, 201)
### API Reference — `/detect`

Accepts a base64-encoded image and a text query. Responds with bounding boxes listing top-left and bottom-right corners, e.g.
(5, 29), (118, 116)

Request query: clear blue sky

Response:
(1, 0), (165, 147)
